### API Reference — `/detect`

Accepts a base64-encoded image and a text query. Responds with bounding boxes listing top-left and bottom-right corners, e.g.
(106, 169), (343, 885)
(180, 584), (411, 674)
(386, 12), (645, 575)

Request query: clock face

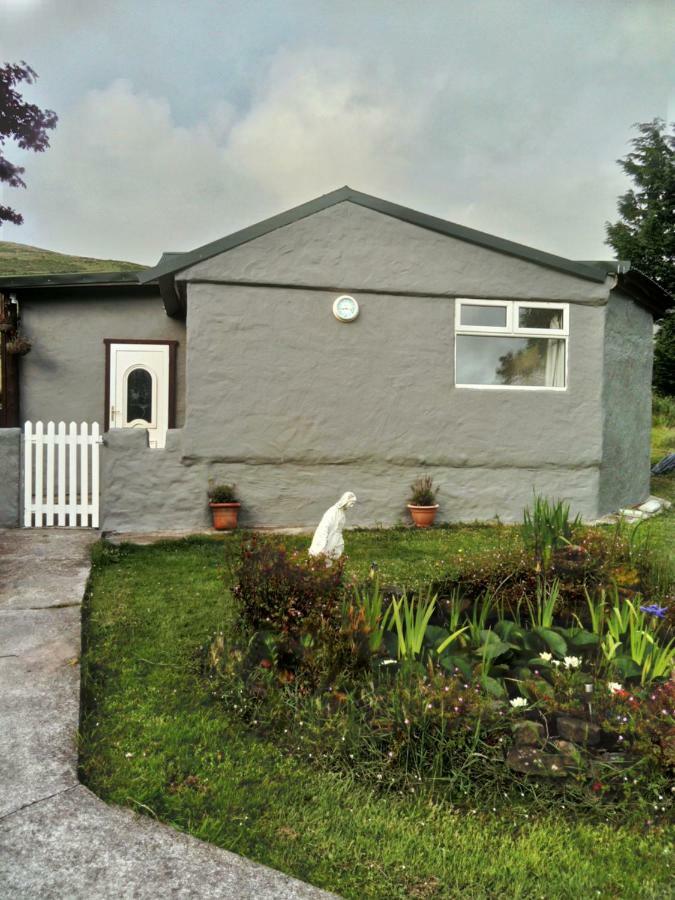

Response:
(333, 295), (359, 322)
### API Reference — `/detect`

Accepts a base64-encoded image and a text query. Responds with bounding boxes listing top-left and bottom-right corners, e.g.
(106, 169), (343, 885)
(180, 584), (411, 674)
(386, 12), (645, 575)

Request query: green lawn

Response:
(80, 482), (674, 900)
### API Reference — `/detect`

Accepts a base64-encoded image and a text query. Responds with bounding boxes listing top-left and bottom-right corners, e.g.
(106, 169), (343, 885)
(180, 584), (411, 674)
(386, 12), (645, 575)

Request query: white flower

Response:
(380, 659), (397, 666)
(509, 697), (528, 708)
(551, 660), (561, 667)
(608, 682), (623, 694)
(563, 656), (581, 669)
(539, 652), (553, 662)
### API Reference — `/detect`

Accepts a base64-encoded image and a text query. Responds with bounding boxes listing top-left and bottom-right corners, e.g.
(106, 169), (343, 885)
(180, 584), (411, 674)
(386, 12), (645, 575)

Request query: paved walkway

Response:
(0, 529), (334, 899)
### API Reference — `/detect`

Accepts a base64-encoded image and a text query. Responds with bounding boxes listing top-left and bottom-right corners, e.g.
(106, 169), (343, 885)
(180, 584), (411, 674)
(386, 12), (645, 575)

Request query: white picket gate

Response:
(23, 421), (102, 528)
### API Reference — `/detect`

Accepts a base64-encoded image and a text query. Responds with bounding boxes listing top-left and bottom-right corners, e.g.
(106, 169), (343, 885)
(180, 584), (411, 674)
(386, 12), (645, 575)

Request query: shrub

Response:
(233, 535), (345, 637)
(653, 311), (675, 397)
(209, 483), (238, 503)
(408, 475), (437, 506)
(653, 392), (675, 427)
(522, 495), (582, 570)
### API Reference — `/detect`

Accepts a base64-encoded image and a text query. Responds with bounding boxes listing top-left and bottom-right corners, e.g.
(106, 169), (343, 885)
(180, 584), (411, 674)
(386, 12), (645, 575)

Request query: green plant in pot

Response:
(407, 475), (439, 527)
(208, 483), (241, 530)
(6, 334), (32, 356)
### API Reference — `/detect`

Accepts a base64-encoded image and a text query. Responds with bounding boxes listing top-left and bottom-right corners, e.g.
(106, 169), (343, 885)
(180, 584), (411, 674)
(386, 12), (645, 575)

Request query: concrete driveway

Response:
(0, 529), (334, 899)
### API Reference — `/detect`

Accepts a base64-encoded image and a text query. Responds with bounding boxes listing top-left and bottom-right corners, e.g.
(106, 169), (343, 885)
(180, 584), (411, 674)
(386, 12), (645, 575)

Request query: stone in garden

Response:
(505, 747), (574, 777)
(639, 498), (663, 514)
(556, 715), (601, 746)
(512, 720), (546, 747)
(552, 739), (577, 755)
(308, 492), (357, 559)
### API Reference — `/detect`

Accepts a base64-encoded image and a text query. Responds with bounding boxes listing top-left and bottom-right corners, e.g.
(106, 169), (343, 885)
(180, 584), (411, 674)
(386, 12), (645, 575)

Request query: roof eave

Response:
(139, 186), (609, 286)
(0, 271), (151, 290)
(615, 267), (673, 318)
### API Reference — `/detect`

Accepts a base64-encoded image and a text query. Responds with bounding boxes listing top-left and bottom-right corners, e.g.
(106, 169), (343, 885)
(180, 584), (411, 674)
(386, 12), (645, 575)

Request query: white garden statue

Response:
(308, 492), (357, 560)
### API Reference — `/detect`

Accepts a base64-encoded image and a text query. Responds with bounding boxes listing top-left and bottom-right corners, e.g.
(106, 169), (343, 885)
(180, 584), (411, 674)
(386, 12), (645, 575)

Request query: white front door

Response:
(109, 343), (170, 448)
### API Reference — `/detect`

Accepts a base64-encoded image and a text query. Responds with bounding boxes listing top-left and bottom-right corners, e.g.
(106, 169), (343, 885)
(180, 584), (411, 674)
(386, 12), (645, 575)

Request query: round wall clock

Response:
(332, 295), (360, 322)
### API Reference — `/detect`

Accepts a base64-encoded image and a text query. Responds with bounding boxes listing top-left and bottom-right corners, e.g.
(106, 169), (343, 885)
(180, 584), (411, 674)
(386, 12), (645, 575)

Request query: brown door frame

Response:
(103, 338), (178, 432)
(0, 293), (20, 428)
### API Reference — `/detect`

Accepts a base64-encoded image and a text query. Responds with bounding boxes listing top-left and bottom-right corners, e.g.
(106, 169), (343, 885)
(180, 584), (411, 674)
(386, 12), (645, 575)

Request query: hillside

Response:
(0, 241), (146, 276)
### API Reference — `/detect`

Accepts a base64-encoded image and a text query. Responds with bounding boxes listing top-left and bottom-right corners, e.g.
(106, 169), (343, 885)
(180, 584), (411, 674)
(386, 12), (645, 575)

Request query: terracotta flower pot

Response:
(209, 502), (241, 530)
(407, 504), (439, 528)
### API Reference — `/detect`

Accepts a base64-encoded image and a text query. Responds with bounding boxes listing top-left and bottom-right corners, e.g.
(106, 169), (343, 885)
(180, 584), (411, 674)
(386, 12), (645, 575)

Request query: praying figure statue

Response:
(308, 492), (357, 560)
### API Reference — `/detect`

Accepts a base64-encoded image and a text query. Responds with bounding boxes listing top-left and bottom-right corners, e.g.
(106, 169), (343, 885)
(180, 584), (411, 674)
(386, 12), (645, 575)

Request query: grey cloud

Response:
(0, 0), (673, 264)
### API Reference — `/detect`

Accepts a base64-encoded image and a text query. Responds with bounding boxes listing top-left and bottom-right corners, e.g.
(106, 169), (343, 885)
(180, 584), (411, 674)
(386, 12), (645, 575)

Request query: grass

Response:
(80, 485), (675, 900)
(651, 393), (675, 466)
(0, 240), (145, 275)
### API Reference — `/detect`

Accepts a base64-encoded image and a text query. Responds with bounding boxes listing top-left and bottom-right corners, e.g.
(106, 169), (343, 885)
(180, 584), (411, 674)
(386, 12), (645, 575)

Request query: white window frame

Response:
(456, 298), (512, 332)
(454, 298), (569, 392)
(513, 301), (568, 336)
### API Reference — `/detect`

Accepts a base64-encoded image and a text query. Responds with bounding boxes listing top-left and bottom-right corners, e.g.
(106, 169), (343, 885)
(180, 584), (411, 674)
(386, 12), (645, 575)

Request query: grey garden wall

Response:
(598, 290), (653, 513)
(18, 290), (185, 428)
(101, 429), (204, 533)
(0, 428), (20, 527)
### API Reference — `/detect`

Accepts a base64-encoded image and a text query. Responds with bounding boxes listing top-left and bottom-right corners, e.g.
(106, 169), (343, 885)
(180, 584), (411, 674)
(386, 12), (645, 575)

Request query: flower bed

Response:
(207, 502), (674, 816)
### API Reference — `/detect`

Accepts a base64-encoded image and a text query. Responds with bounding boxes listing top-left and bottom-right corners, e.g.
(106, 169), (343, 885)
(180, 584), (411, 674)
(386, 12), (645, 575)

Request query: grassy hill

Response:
(0, 241), (146, 276)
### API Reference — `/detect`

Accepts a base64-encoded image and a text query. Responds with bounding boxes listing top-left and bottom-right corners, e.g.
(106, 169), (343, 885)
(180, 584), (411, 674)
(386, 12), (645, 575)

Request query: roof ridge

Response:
(138, 187), (609, 286)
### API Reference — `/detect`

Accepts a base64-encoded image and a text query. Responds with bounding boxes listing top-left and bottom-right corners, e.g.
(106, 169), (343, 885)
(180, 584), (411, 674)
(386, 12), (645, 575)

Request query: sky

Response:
(1, 0), (673, 266)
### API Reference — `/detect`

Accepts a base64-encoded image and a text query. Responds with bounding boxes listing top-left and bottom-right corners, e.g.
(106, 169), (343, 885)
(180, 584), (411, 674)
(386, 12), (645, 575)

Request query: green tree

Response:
(0, 61), (57, 226)
(652, 312), (675, 396)
(606, 119), (675, 395)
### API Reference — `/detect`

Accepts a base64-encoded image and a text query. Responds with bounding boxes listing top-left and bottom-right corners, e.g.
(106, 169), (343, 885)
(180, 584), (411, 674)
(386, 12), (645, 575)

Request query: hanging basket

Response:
(6, 336), (32, 356)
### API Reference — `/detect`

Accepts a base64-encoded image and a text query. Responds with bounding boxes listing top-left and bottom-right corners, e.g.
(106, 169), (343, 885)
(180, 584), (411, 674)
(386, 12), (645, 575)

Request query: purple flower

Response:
(640, 604), (668, 620)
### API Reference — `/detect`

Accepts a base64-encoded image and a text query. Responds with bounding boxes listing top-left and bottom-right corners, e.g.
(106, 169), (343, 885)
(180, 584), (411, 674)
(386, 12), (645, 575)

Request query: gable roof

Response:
(1, 188), (669, 318)
(139, 186), (613, 286)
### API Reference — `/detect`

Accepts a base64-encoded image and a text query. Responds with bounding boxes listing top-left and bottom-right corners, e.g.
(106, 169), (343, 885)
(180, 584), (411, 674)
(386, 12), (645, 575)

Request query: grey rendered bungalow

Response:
(0, 187), (670, 531)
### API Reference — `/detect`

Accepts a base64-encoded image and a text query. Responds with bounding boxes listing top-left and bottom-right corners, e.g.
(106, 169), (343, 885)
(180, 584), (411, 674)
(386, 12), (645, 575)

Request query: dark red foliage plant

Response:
(0, 61), (58, 226)
(233, 535), (345, 637)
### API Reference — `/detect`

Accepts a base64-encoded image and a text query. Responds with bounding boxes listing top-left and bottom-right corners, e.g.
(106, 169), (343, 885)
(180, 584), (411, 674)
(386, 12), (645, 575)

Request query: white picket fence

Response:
(23, 421), (102, 528)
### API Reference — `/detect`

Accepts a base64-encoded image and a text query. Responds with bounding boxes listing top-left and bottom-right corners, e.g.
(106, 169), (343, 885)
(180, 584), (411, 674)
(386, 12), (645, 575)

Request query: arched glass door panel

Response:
(126, 367), (153, 424)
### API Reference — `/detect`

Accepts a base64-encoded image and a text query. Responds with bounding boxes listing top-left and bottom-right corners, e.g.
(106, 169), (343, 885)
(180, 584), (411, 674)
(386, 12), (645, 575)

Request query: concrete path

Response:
(0, 529), (335, 899)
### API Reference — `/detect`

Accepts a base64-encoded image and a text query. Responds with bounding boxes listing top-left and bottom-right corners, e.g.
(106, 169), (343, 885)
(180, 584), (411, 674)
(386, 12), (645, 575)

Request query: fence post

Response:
(68, 421), (78, 526)
(45, 421), (55, 526)
(34, 420), (44, 528)
(91, 422), (100, 528)
(79, 421), (89, 527)
(23, 421), (32, 528)
(57, 421), (66, 526)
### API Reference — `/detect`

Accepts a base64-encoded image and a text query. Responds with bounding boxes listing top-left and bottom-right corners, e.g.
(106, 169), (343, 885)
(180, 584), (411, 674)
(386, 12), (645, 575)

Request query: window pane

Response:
(126, 368), (153, 422)
(456, 335), (565, 387)
(460, 304), (507, 328)
(518, 306), (564, 330)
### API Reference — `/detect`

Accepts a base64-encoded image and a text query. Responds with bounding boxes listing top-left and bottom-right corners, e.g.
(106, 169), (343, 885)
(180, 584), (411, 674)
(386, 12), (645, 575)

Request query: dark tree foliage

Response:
(606, 119), (674, 298)
(606, 120), (675, 395)
(0, 61), (57, 226)
(653, 312), (675, 396)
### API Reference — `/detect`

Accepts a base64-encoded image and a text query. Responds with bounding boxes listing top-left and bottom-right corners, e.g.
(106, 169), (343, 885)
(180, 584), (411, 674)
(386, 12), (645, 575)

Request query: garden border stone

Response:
(0, 529), (336, 899)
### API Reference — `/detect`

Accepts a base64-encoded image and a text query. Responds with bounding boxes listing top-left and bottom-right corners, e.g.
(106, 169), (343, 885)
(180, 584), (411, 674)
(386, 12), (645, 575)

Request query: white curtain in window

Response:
(544, 314), (565, 387)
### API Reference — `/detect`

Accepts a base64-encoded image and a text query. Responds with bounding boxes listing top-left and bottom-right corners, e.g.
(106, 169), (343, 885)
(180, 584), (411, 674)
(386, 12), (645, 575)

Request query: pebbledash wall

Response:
(0, 428), (21, 527)
(100, 201), (653, 532)
(19, 287), (186, 426)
